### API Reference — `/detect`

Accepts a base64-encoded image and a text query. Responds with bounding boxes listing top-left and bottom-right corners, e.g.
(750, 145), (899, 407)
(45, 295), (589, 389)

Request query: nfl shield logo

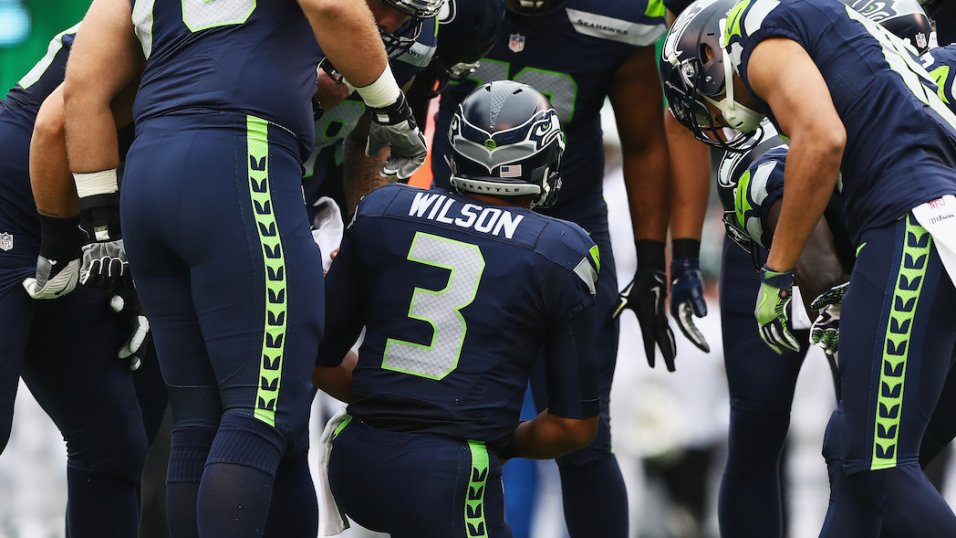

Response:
(0, 232), (12, 252)
(509, 33), (526, 53)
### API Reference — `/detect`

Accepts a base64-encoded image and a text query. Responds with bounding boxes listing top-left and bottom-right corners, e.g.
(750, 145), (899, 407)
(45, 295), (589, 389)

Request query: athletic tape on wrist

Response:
(354, 64), (401, 109)
(74, 169), (119, 199)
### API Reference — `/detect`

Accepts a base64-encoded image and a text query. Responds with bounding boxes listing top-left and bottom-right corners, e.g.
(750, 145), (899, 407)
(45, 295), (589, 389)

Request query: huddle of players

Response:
(1, 0), (677, 537)
(7, 0), (956, 537)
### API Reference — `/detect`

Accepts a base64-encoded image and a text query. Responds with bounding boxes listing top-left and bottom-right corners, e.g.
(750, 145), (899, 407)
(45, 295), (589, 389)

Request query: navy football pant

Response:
(528, 206), (627, 538)
(330, 418), (511, 538)
(0, 112), (148, 538)
(718, 238), (811, 538)
(123, 113), (323, 537)
(821, 215), (956, 537)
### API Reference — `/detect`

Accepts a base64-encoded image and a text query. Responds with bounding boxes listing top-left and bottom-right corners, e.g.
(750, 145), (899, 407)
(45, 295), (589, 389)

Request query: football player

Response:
(664, 1), (932, 535)
(59, 0), (427, 536)
(0, 24), (150, 537)
(315, 81), (600, 538)
(663, 0), (956, 534)
(430, 2), (671, 534)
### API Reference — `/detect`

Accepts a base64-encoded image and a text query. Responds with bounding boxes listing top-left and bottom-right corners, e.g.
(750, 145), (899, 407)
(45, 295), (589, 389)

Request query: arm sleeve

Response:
(315, 228), (366, 367)
(540, 264), (600, 419)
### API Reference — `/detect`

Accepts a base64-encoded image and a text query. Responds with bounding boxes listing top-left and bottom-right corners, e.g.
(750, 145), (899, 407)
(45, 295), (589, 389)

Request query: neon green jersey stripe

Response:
(247, 115), (287, 427)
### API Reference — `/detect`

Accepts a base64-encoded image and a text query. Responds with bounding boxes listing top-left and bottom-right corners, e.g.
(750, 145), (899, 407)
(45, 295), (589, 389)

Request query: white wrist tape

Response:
(74, 169), (119, 199)
(354, 64), (401, 109)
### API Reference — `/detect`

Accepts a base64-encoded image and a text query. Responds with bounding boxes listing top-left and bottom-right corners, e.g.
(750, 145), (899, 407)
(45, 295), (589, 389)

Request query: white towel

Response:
(912, 195), (956, 283)
(791, 286), (812, 330)
(311, 197), (345, 274)
(318, 409), (351, 536)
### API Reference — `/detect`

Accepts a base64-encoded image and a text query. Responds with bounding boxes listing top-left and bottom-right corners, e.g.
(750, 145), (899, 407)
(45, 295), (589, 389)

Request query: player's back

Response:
(727, 0), (956, 242)
(341, 184), (598, 448)
(131, 0), (320, 157)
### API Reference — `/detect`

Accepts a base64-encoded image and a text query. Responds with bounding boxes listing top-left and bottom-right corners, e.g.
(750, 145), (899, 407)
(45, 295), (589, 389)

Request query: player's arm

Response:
(32, 80), (138, 219)
(746, 38), (845, 273)
(299, 0), (427, 180)
(314, 231), (367, 402)
(609, 46), (682, 368)
(506, 307), (600, 460)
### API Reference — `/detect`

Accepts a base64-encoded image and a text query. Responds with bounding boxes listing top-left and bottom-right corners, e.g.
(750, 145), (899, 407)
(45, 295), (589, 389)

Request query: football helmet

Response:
(448, 81), (565, 208)
(660, 0), (764, 152)
(841, 0), (933, 53)
(506, 0), (568, 17)
(716, 121), (786, 264)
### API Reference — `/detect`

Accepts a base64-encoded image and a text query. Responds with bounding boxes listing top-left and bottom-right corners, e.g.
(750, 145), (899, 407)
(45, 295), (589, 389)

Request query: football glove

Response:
(670, 257), (710, 353)
(367, 92), (428, 181)
(22, 215), (83, 300)
(79, 203), (132, 293)
(755, 266), (801, 354)
(810, 282), (849, 363)
(110, 291), (149, 372)
(614, 241), (677, 371)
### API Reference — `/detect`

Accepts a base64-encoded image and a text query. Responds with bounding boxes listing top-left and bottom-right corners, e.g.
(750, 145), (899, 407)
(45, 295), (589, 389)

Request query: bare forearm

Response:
(794, 218), (846, 314)
(666, 112), (711, 240)
(343, 113), (391, 215)
(765, 137), (841, 271)
(31, 87), (78, 218)
(510, 411), (598, 460)
(312, 350), (357, 403)
(299, 0), (387, 88)
(623, 142), (671, 242)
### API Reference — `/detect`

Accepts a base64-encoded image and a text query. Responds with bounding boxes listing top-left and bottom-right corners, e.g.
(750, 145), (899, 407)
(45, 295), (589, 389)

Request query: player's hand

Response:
(81, 239), (131, 293)
(614, 268), (677, 371)
(22, 216), (83, 300)
(755, 266), (801, 354)
(367, 92), (427, 181)
(810, 282), (849, 362)
(670, 257), (710, 353)
(110, 291), (149, 372)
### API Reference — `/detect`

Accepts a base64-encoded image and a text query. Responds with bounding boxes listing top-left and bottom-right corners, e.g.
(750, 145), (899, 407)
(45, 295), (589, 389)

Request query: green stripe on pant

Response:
(247, 115), (288, 427)
(465, 440), (489, 537)
(872, 215), (932, 470)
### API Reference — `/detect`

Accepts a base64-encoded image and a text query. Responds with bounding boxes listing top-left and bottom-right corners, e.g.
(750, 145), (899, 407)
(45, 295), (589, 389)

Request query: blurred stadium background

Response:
(3, 3), (956, 537)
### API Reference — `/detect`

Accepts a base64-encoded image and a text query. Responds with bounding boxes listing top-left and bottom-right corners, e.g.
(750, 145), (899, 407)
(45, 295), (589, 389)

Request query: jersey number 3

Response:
(383, 232), (485, 381)
(182, 0), (256, 32)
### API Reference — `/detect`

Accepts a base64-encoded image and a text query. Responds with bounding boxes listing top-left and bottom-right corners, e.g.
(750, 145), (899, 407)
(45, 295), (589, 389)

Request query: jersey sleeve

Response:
(391, 17), (439, 86)
(723, 0), (816, 105)
(923, 45), (956, 116)
(540, 263), (600, 419)
(315, 224), (366, 367)
(4, 23), (79, 110)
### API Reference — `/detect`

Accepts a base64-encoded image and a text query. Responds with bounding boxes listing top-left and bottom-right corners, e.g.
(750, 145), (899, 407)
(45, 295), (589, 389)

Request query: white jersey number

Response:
(382, 232), (485, 381)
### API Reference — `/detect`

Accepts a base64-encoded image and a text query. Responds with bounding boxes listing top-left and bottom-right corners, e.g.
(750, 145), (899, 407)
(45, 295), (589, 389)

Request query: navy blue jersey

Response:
(317, 184), (601, 447)
(131, 0), (320, 158)
(303, 17), (437, 179)
(3, 23), (78, 115)
(725, 0), (956, 243)
(924, 44), (956, 115)
(432, 0), (666, 218)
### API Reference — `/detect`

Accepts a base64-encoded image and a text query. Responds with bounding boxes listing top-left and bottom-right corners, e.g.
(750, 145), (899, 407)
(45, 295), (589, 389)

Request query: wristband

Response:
(38, 215), (82, 262)
(636, 240), (666, 271)
(74, 169), (118, 199)
(672, 238), (701, 260)
(354, 64), (401, 109)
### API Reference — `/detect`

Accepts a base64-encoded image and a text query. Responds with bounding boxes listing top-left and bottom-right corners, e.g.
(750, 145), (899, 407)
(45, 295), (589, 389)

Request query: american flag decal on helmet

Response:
(500, 165), (522, 178)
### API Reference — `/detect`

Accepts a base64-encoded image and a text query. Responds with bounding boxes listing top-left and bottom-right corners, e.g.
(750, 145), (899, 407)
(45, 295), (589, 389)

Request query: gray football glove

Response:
(22, 216), (83, 300)
(81, 239), (131, 293)
(367, 92), (427, 181)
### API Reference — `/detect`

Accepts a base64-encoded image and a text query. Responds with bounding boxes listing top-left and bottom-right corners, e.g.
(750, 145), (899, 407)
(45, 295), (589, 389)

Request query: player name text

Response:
(409, 192), (524, 239)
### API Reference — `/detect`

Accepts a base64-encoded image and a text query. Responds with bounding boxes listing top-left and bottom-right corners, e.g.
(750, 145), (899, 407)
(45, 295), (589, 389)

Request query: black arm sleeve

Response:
(544, 304), (601, 420)
(315, 231), (366, 367)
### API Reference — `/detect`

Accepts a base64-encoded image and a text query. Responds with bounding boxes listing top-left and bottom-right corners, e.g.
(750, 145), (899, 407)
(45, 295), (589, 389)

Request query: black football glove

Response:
(612, 240), (677, 371)
(367, 92), (428, 181)
(22, 215), (84, 299)
(110, 290), (150, 372)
